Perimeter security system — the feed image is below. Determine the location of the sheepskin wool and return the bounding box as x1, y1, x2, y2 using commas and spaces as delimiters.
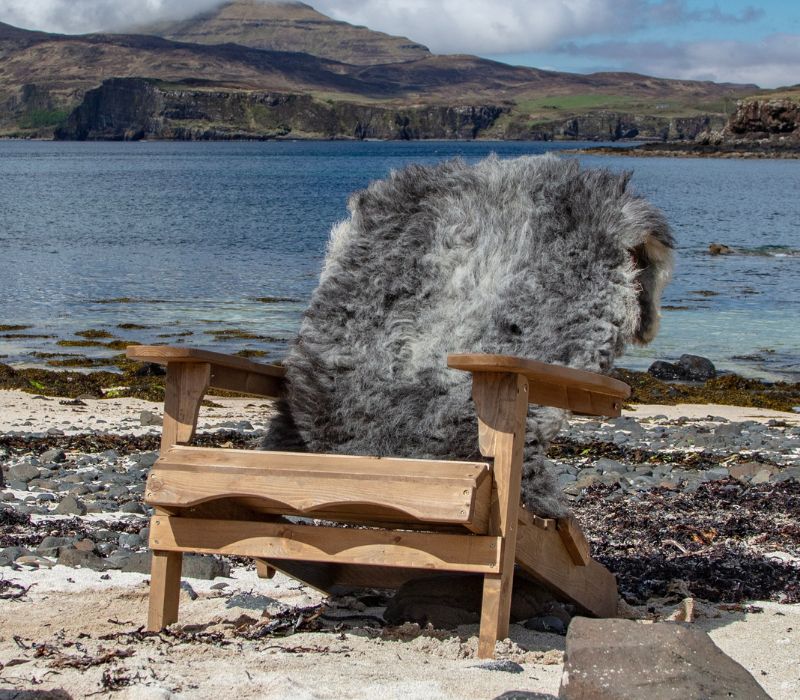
264, 154, 674, 517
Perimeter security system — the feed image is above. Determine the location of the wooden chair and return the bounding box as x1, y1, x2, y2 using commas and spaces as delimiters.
127, 345, 629, 658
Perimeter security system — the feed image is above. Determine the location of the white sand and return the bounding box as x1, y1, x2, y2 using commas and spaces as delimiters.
1, 389, 797, 437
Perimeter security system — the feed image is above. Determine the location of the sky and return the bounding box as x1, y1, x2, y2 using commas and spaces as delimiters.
0, 0, 797, 88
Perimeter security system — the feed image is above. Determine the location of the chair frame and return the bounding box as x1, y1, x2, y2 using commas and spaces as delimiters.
127, 346, 628, 658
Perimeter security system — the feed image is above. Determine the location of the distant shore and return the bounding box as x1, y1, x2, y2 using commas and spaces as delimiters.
573, 142, 800, 159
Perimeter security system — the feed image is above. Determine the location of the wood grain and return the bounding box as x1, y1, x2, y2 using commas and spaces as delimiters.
150, 516, 502, 573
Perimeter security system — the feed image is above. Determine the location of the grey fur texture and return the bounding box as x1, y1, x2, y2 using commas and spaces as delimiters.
263, 154, 674, 517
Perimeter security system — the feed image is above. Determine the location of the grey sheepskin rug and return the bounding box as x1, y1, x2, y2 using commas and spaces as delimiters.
263, 154, 674, 517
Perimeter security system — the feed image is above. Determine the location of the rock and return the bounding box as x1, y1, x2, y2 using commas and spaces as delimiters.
57, 547, 108, 571
494, 693, 557, 700
751, 469, 772, 485
36, 536, 74, 557
728, 462, 772, 481
54, 495, 87, 515
524, 615, 568, 635
472, 660, 524, 673
559, 617, 770, 699
648, 356, 715, 381
7, 463, 41, 483
647, 360, 683, 381
708, 242, 734, 255
118, 532, 142, 549
40, 448, 67, 463
74, 538, 95, 552
133, 451, 159, 468
121, 552, 230, 579
226, 593, 275, 610
677, 354, 716, 381
0, 546, 32, 566
140, 410, 163, 427
119, 501, 145, 514
594, 458, 628, 475
15, 554, 55, 568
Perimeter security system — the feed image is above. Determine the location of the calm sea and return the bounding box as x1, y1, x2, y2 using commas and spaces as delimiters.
1, 140, 798, 381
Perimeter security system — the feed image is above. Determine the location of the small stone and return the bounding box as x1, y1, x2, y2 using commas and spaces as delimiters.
140, 410, 163, 427
493, 693, 556, 700
118, 532, 142, 549
40, 448, 66, 463
15, 554, 55, 569
594, 458, 628, 474
0, 546, 32, 566
524, 615, 567, 635
133, 451, 159, 468
751, 469, 772, 485
36, 536, 74, 557
119, 501, 144, 514
7, 463, 41, 483
57, 547, 107, 571
472, 660, 524, 673
226, 593, 275, 610
74, 538, 95, 552
54, 495, 87, 515
728, 462, 771, 481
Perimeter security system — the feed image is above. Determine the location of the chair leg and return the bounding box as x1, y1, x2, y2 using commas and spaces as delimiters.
148, 550, 183, 631
254, 558, 276, 579
478, 570, 513, 658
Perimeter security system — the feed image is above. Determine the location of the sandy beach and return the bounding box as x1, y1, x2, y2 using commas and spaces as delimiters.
2, 391, 799, 698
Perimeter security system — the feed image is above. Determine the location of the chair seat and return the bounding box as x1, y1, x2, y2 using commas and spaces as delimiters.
146, 446, 493, 532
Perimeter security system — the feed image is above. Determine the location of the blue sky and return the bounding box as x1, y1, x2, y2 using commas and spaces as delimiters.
0, 1, 797, 88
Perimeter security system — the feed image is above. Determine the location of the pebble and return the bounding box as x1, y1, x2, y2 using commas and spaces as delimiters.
54, 495, 87, 515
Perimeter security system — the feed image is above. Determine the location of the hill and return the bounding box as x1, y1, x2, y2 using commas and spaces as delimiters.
0, 2, 762, 140
140, 0, 431, 66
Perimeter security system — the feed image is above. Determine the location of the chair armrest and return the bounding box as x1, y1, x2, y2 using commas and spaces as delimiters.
447, 353, 630, 417
127, 345, 286, 399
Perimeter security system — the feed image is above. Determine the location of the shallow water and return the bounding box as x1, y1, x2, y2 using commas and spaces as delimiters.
0, 140, 798, 379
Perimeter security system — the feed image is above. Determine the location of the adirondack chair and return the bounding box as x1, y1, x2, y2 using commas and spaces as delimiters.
126, 344, 628, 658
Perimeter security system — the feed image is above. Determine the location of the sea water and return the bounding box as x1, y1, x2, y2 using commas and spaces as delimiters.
0, 140, 798, 380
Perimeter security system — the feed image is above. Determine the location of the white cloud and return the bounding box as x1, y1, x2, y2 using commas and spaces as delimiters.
0, 0, 222, 34
312, 0, 763, 54
556, 34, 800, 88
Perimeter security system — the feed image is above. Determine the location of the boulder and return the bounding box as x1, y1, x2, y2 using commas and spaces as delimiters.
647, 360, 683, 380
559, 617, 769, 699
677, 354, 716, 381
7, 463, 41, 483
54, 495, 87, 515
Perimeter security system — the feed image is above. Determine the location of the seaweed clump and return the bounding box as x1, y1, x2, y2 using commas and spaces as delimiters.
612, 368, 800, 413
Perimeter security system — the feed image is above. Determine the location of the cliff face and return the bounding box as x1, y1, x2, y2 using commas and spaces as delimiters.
54, 78, 725, 142
55, 79, 507, 140
724, 99, 799, 141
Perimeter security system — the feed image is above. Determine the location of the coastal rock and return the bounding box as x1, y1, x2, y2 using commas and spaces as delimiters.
57, 546, 108, 571
7, 462, 41, 483
140, 410, 163, 427
54, 495, 87, 515
708, 242, 734, 255
559, 618, 770, 699
677, 354, 716, 381
121, 552, 230, 579
40, 448, 67, 463
647, 360, 683, 380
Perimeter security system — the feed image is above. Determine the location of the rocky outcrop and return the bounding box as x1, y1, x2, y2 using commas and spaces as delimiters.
726, 98, 800, 139
55, 78, 507, 141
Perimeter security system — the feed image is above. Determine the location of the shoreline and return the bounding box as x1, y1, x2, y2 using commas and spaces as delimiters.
1, 390, 798, 698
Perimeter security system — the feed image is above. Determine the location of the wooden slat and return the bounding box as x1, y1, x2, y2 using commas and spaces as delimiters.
514, 509, 617, 618
208, 364, 284, 399
149, 516, 502, 573
127, 345, 286, 378
448, 353, 630, 402
527, 382, 624, 417
556, 516, 591, 566
147, 448, 489, 527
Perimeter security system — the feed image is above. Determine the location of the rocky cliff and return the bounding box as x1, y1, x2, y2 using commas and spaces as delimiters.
55, 78, 726, 142
54, 79, 507, 140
